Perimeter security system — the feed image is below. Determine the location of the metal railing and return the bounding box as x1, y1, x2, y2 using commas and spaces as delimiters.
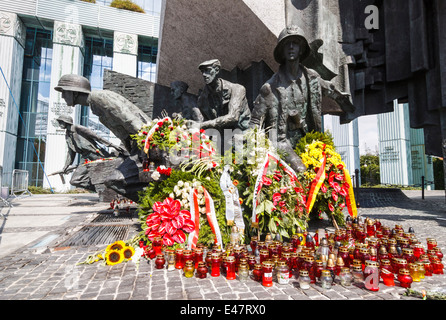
11, 169, 32, 198
0, 166, 12, 210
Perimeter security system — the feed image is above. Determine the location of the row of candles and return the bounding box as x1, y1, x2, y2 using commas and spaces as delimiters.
143, 217, 444, 291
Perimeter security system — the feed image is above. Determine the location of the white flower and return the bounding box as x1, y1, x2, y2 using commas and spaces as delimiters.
177, 180, 184, 188
169, 193, 175, 199
132, 247, 144, 263
151, 170, 160, 181
199, 206, 207, 214
182, 192, 189, 200
184, 182, 190, 189
192, 180, 201, 189
198, 198, 205, 206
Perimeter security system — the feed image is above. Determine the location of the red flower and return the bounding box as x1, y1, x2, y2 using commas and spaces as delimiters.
328, 202, 335, 212
320, 184, 327, 193
157, 121, 164, 126
272, 193, 281, 206
262, 176, 272, 186
332, 191, 339, 202
145, 197, 195, 245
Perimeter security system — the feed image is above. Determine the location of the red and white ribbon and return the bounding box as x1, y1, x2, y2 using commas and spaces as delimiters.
187, 186, 223, 249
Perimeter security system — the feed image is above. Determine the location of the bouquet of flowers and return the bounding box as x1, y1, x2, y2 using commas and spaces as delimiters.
230, 128, 308, 239
145, 197, 195, 246
297, 131, 357, 227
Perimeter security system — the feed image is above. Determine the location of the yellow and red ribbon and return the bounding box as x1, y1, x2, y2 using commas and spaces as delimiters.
305, 151, 327, 214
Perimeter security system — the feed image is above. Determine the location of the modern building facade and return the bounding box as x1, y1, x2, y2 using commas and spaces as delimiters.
0, 0, 161, 192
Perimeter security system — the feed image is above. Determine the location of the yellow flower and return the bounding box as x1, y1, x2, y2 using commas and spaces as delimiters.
105, 250, 124, 266
122, 246, 135, 260
106, 240, 126, 252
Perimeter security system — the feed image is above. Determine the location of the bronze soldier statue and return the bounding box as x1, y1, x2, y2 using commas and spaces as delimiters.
250, 25, 353, 174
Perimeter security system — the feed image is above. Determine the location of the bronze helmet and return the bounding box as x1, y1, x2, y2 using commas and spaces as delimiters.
54, 74, 91, 94
56, 114, 74, 125
273, 25, 311, 64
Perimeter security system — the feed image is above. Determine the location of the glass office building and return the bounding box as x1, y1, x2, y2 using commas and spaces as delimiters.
0, 0, 161, 190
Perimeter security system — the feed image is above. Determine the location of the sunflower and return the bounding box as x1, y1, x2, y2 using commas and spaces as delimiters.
106, 240, 126, 252
122, 246, 135, 260
105, 250, 124, 266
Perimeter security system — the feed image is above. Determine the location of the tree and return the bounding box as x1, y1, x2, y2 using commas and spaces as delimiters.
360, 154, 380, 186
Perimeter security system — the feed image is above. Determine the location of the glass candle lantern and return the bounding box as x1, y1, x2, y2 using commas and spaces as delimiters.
261, 261, 274, 287
339, 267, 353, 287
247, 254, 256, 270
252, 263, 263, 282
299, 270, 311, 290
412, 244, 425, 260
175, 248, 184, 269
303, 256, 316, 283
315, 260, 324, 281
205, 251, 213, 268
431, 258, 444, 275
183, 260, 195, 278
259, 249, 270, 264
238, 263, 249, 282
320, 270, 333, 289
352, 265, 365, 285
416, 262, 425, 279
297, 252, 307, 270
380, 259, 392, 274
152, 236, 163, 255
290, 252, 298, 271
144, 245, 157, 260
230, 225, 240, 246
226, 256, 237, 280
155, 254, 166, 269
197, 261, 208, 279
420, 257, 433, 276
305, 234, 315, 250
408, 263, 421, 282
364, 260, 380, 292
166, 250, 175, 271
193, 248, 203, 268
211, 252, 221, 277
433, 247, 443, 261
335, 257, 345, 276
427, 238, 437, 250
183, 250, 194, 266
366, 219, 376, 237
398, 269, 413, 288
276, 261, 290, 285
338, 247, 350, 267
402, 248, 415, 263
380, 268, 395, 287
250, 235, 258, 253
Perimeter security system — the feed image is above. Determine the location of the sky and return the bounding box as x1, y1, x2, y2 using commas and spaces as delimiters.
324, 114, 379, 156
357, 115, 379, 155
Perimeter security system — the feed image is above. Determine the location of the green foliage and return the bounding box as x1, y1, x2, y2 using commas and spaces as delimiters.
137, 169, 230, 247
360, 154, 380, 186
110, 0, 145, 13
80, 0, 96, 3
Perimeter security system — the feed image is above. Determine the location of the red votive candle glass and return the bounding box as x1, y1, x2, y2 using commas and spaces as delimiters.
211, 252, 221, 277
175, 248, 184, 269
261, 261, 274, 287
226, 256, 236, 280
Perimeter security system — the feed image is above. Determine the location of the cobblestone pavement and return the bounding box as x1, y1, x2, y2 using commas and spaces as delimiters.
0, 190, 445, 301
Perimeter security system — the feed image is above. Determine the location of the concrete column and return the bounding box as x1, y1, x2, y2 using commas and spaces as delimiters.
377, 102, 413, 186
0, 11, 25, 187
43, 21, 84, 192
410, 128, 434, 189
328, 115, 360, 180
113, 31, 138, 77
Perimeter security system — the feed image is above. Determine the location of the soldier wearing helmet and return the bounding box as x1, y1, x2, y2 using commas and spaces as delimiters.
55, 114, 126, 190
250, 26, 340, 174
55, 74, 150, 153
